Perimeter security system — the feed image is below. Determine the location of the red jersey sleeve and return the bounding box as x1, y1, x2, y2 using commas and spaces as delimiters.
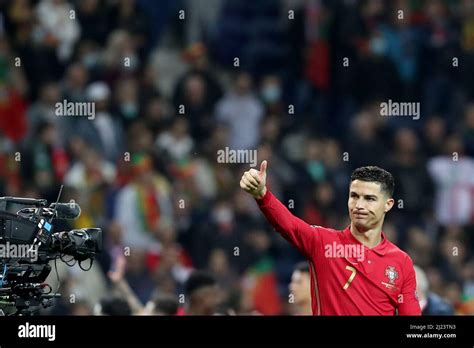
256, 190, 319, 259
398, 255, 422, 315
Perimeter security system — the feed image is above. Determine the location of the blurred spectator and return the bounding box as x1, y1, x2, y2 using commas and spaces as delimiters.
0, 135, 20, 195
0, 37, 28, 143
20, 120, 69, 200
385, 128, 434, 237
437, 234, 468, 284
114, 153, 173, 250
260, 115, 282, 146
155, 117, 194, 164
415, 265, 454, 315
406, 227, 434, 269
301, 137, 326, 184
113, 76, 141, 127
184, 0, 222, 46
241, 253, 282, 316
143, 95, 172, 137
382, 4, 420, 94
444, 282, 464, 313
64, 144, 116, 190
173, 47, 222, 147
69, 300, 94, 315
108, 0, 150, 58
420, 0, 460, 118
215, 0, 286, 75
102, 29, 141, 80
215, 72, 264, 150
35, 0, 80, 62
302, 181, 338, 228
76, 81, 125, 162
355, 30, 402, 103
422, 116, 447, 158
63, 145, 115, 226
174, 43, 223, 106
147, 221, 193, 289
61, 62, 89, 102
427, 135, 474, 226
139, 63, 162, 103
207, 248, 238, 291
259, 75, 284, 114
127, 121, 155, 156
144, 292, 179, 315
26, 81, 61, 143
182, 271, 221, 315
288, 262, 312, 315
346, 110, 385, 169
95, 297, 132, 316
321, 138, 350, 214
122, 249, 155, 304
107, 253, 148, 315
76, 0, 111, 45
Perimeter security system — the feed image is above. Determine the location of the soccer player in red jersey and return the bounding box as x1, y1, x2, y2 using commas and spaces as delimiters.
240, 161, 421, 315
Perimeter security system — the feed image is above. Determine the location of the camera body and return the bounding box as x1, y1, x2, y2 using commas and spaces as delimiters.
0, 196, 102, 315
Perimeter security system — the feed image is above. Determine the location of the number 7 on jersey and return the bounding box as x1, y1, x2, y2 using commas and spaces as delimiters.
343, 265, 357, 290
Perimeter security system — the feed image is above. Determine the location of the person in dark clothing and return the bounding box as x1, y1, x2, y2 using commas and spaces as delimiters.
415, 265, 454, 315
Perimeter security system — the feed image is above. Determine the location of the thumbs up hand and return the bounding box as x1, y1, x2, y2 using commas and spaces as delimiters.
240, 160, 267, 199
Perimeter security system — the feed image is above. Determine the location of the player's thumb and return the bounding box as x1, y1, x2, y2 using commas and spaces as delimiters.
259, 160, 267, 175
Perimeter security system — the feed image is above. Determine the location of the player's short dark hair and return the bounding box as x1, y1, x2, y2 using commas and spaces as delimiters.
294, 261, 310, 274
185, 271, 217, 297
350, 166, 395, 197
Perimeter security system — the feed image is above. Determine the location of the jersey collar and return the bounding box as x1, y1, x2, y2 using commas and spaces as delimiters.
342, 225, 388, 256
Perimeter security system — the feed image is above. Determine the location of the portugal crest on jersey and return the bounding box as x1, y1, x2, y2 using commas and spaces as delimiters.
385, 266, 399, 285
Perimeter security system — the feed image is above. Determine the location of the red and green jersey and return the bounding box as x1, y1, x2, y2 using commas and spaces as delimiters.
256, 190, 421, 316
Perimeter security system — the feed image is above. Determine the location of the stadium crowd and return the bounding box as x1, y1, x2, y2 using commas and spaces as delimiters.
0, 0, 474, 315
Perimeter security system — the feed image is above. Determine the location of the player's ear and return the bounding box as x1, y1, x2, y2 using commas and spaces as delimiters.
384, 197, 395, 213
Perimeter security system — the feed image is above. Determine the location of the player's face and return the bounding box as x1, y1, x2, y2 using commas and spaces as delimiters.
289, 271, 311, 305
348, 180, 394, 231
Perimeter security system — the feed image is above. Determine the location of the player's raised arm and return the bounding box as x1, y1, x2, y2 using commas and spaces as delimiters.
239, 160, 318, 258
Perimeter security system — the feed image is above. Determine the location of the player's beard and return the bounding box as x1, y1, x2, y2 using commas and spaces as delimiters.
353, 221, 369, 232
351, 212, 373, 232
